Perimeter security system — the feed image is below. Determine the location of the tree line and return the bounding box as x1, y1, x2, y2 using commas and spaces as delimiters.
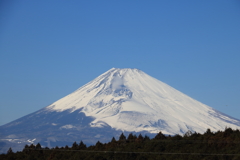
1, 128, 240, 160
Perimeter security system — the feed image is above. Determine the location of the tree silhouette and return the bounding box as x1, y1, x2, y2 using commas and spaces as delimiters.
7, 147, 13, 154
144, 135, 150, 141
79, 141, 87, 149
204, 128, 213, 136
72, 141, 78, 150
2, 128, 240, 160
127, 133, 136, 142
36, 143, 42, 149
111, 137, 116, 143
95, 141, 103, 150
136, 134, 144, 142
65, 145, 69, 149
154, 131, 166, 140
119, 133, 126, 142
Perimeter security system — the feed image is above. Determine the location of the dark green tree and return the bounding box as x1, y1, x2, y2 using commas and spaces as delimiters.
79, 141, 87, 149
119, 133, 126, 141
143, 135, 150, 141
65, 145, 69, 149
7, 147, 13, 154
72, 141, 78, 150
22, 144, 29, 152
111, 137, 116, 143
154, 131, 166, 140
136, 134, 143, 142
204, 128, 213, 136
36, 143, 42, 149
172, 134, 182, 140
127, 133, 136, 142
224, 127, 233, 137
95, 141, 103, 150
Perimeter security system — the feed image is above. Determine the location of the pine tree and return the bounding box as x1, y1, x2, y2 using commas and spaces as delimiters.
29, 144, 35, 149
95, 141, 103, 150
119, 133, 126, 142
136, 134, 143, 142
36, 143, 42, 149
224, 127, 233, 137
154, 132, 166, 140
22, 144, 29, 152
111, 137, 116, 143
7, 147, 13, 154
143, 135, 150, 141
205, 128, 213, 135
72, 141, 78, 150
79, 141, 87, 150
65, 145, 69, 149
127, 133, 136, 142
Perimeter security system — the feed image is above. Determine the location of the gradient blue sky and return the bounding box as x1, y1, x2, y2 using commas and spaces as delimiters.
1, 0, 240, 126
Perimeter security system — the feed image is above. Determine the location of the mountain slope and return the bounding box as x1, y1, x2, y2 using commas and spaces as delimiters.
46, 68, 240, 134
1, 68, 240, 153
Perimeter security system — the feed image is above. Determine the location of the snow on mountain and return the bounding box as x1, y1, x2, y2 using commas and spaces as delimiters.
0, 68, 240, 153
46, 68, 240, 134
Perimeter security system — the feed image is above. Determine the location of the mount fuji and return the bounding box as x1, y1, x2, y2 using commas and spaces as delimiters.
1, 68, 240, 153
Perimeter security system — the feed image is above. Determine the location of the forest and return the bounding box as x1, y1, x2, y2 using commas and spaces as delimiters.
1, 128, 240, 160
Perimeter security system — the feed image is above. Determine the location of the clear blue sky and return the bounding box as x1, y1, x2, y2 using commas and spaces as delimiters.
1, 0, 240, 126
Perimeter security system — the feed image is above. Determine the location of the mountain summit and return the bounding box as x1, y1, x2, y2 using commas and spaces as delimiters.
1, 68, 240, 152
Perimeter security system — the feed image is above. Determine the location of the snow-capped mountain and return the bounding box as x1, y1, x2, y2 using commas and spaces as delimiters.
1, 68, 240, 153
